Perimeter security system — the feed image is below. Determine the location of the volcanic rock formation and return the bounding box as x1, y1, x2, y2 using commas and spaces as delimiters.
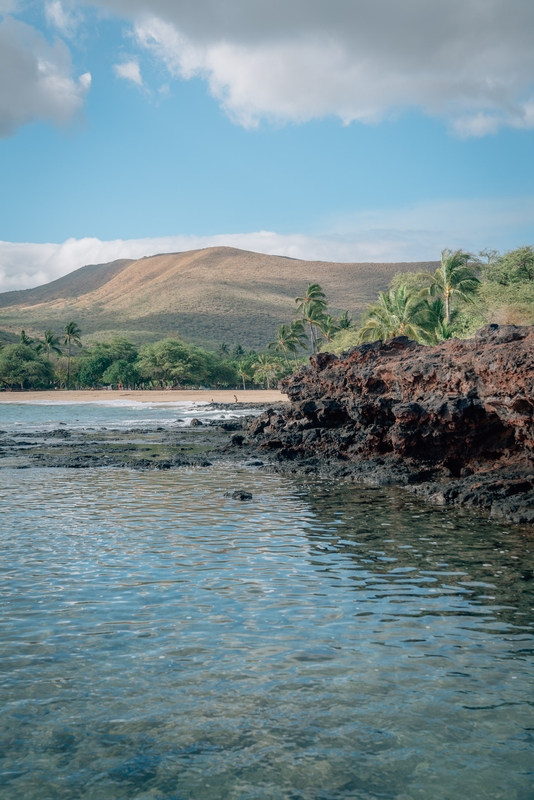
247, 324, 534, 524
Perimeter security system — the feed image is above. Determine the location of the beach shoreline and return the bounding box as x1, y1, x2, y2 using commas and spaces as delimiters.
0, 389, 287, 404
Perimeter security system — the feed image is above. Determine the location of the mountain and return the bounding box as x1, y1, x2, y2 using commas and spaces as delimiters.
0, 247, 438, 349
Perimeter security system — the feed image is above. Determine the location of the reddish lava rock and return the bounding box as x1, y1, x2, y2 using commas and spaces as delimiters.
248, 325, 534, 524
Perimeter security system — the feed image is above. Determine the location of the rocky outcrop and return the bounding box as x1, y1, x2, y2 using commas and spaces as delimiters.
247, 325, 534, 524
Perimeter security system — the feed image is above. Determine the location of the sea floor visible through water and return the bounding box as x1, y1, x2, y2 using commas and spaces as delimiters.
0, 403, 533, 799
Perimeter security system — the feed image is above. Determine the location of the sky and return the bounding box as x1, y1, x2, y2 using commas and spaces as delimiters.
0, 0, 533, 291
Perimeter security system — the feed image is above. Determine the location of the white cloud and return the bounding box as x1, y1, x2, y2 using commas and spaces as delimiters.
45, 1, 82, 37
0, 16, 91, 137
78, 71, 91, 90
451, 102, 534, 137
1, 196, 533, 291
113, 60, 143, 86
82, 0, 534, 134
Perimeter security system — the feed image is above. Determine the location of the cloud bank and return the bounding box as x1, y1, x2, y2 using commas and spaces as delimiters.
87, 0, 534, 134
0, 14, 90, 137
1, 1, 533, 136
2, 196, 533, 292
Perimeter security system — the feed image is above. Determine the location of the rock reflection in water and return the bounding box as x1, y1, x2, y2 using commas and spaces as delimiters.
0, 467, 532, 800
299, 479, 534, 628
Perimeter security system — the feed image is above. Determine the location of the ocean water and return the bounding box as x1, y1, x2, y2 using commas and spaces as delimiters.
0, 406, 533, 799
0, 399, 256, 433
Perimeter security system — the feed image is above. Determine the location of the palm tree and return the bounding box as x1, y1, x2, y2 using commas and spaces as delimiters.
425, 298, 459, 343
338, 310, 353, 330
426, 249, 480, 323
237, 360, 254, 391
288, 320, 308, 361
20, 330, 33, 346
268, 324, 292, 365
252, 354, 280, 389
295, 282, 327, 314
318, 314, 340, 344
63, 322, 82, 388
357, 285, 434, 344
268, 322, 308, 365
308, 302, 331, 352
39, 330, 62, 361
295, 283, 327, 353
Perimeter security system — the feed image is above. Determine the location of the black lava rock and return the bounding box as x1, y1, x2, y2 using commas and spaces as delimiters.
225, 490, 253, 501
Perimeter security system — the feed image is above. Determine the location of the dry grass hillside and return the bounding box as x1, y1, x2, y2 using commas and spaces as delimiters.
0, 247, 438, 349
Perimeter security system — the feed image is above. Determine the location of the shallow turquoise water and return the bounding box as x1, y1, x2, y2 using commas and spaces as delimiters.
1, 465, 533, 799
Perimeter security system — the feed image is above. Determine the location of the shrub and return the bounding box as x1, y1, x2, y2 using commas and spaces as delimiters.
0, 344, 54, 389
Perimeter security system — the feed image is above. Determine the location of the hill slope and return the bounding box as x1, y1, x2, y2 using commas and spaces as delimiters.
0, 247, 438, 348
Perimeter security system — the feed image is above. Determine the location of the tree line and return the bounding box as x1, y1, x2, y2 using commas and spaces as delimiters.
0, 324, 309, 391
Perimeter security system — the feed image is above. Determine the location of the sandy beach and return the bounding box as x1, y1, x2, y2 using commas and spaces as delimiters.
0, 389, 287, 404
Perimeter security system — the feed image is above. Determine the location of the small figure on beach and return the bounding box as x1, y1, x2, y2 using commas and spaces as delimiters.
234, 395, 238, 403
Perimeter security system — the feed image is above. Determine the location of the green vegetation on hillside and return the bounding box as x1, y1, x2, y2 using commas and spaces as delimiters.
0, 247, 435, 350
327, 245, 534, 352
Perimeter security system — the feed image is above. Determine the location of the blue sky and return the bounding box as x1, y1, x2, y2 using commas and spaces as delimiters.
1, 1, 533, 289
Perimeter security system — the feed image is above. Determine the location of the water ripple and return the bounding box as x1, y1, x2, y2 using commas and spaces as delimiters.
0, 467, 532, 799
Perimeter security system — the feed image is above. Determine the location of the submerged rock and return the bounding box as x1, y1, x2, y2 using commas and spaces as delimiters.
225, 490, 253, 501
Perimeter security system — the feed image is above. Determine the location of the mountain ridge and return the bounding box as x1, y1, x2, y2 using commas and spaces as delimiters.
0, 246, 439, 349
0, 259, 135, 307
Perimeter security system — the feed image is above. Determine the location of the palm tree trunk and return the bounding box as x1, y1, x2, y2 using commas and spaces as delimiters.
67, 339, 71, 388
242, 376, 246, 391
309, 322, 315, 353
282, 345, 289, 367
313, 323, 320, 353
445, 291, 450, 323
